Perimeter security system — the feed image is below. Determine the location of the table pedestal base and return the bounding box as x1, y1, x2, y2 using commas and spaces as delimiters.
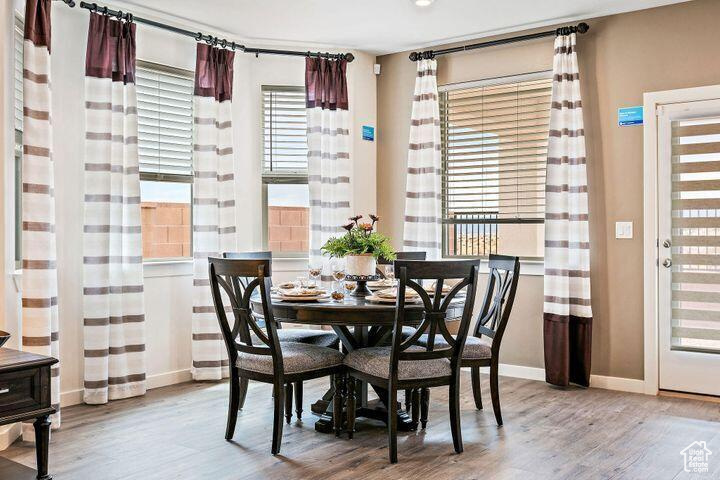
313, 398, 417, 434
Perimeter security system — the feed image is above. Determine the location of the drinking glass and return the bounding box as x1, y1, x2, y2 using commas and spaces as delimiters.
384, 264, 395, 282
331, 259, 346, 283
308, 263, 322, 287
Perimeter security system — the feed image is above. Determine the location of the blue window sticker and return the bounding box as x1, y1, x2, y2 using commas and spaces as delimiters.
618, 106, 643, 126
362, 125, 375, 141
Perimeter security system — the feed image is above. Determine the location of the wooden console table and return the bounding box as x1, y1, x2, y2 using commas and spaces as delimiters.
0, 348, 57, 480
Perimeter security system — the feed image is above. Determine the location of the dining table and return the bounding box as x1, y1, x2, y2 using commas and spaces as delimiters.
250, 292, 465, 434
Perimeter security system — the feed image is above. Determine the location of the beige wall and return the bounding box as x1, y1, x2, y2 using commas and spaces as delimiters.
377, 0, 720, 380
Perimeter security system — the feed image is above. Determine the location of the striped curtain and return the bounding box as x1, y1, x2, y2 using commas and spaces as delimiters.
83, 13, 147, 404
543, 33, 593, 387
191, 44, 237, 381
403, 59, 442, 260
306, 57, 352, 279
21, 0, 60, 438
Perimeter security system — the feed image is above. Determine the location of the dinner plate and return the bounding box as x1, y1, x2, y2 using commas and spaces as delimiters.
365, 294, 421, 304
277, 293, 330, 302
367, 279, 396, 288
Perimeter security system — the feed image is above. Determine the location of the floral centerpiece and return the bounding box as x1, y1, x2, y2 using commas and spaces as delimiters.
321, 215, 396, 276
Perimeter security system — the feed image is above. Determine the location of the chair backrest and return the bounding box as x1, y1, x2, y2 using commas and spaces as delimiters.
389, 259, 480, 378
208, 257, 285, 375
473, 254, 520, 355
223, 251, 272, 260
376, 251, 426, 277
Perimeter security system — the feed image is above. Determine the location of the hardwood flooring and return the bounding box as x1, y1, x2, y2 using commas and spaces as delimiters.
1, 372, 719, 479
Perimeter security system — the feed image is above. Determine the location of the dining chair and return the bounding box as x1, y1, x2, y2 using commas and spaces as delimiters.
223, 251, 340, 421
343, 259, 480, 463
208, 257, 346, 454
417, 254, 520, 427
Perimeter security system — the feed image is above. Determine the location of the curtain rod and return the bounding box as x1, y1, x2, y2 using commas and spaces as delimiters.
408, 22, 589, 61
63, 1, 355, 63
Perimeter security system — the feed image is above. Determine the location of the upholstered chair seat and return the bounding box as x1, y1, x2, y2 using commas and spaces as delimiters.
237, 342, 344, 375
417, 335, 492, 360
344, 346, 451, 380
275, 329, 340, 349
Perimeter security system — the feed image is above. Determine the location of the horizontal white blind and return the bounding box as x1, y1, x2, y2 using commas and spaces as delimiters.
263, 86, 308, 176
14, 21, 23, 134
441, 77, 552, 220
671, 117, 720, 353
136, 64, 194, 177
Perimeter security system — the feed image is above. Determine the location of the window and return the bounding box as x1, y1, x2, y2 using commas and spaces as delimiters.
136, 62, 194, 260
14, 15, 23, 266
262, 86, 309, 256
440, 72, 553, 259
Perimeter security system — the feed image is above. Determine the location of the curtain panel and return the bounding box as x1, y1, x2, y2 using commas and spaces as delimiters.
403, 59, 442, 260
306, 57, 351, 279
82, 13, 147, 404
543, 33, 593, 387
21, 0, 60, 439
191, 44, 237, 381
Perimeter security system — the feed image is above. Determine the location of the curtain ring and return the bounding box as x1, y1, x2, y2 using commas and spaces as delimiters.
195, 32, 203, 41
116, 10, 123, 20
127, 13, 133, 24
91, 3, 97, 12
102, 6, 108, 15
221, 39, 227, 48
231, 42, 236, 51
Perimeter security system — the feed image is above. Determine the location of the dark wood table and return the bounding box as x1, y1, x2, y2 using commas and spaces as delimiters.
251, 295, 464, 433
0, 348, 57, 480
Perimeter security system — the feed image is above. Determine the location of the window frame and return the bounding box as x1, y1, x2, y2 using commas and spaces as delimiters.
136, 60, 195, 262
439, 70, 553, 261
261, 85, 309, 259
14, 14, 23, 268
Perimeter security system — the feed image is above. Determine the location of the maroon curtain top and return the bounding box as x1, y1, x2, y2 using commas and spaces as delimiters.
85, 13, 136, 84
305, 57, 348, 111
24, 0, 51, 52
194, 44, 235, 102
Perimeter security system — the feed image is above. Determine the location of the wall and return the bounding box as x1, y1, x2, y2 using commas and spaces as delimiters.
376, 0, 720, 381
2, 0, 377, 410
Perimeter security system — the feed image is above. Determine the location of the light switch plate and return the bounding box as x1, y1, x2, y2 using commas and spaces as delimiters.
615, 221, 633, 239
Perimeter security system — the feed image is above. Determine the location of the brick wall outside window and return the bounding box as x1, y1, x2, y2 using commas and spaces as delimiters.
268, 206, 309, 253
141, 202, 191, 259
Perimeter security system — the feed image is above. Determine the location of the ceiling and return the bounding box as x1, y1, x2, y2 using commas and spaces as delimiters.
114, 0, 691, 55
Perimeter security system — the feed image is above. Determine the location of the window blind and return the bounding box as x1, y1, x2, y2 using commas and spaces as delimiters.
136, 63, 194, 178
440, 74, 552, 257
263, 86, 308, 176
14, 19, 23, 134
670, 117, 720, 353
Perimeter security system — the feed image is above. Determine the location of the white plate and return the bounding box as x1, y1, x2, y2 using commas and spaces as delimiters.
277, 294, 330, 302
365, 295, 421, 304
368, 280, 396, 288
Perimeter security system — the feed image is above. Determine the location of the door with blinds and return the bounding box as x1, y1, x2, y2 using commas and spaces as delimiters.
657, 98, 720, 396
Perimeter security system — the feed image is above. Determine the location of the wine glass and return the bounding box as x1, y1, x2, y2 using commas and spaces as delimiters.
384, 264, 395, 282
308, 263, 322, 287
331, 259, 346, 283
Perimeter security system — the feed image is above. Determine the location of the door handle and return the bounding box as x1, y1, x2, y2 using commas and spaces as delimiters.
662, 258, 672, 268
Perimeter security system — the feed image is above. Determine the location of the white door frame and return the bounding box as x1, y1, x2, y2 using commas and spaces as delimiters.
643, 84, 720, 395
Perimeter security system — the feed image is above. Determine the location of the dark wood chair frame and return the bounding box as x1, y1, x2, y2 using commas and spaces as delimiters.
463, 254, 520, 426
209, 257, 345, 455
377, 251, 427, 412
345, 259, 480, 463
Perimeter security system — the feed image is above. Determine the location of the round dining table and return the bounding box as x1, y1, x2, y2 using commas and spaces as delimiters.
250, 294, 465, 434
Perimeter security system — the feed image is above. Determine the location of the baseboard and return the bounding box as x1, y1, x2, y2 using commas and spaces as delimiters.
60, 368, 193, 408
479, 363, 646, 394
0, 424, 21, 451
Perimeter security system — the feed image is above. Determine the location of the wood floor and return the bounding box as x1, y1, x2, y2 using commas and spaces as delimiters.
1, 372, 719, 479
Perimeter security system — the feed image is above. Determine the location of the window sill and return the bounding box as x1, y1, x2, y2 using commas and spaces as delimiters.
143, 259, 193, 278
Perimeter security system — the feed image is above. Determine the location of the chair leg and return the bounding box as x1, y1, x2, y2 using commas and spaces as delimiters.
411, 389, 420, 426
225, 373, 240, 440
294, 381, 303, 420
404, 388, 412, 412
470, 366, 483, 410
420, 387, 430, 429
333, 374, 344, 437
490, 361, 503, 426
346, 377, 356, 439
449, 376, 463, 454
238, 377, 249, 410
271, 383, 285, 455
388, 388, 398, 463
284, 383, 293, 424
